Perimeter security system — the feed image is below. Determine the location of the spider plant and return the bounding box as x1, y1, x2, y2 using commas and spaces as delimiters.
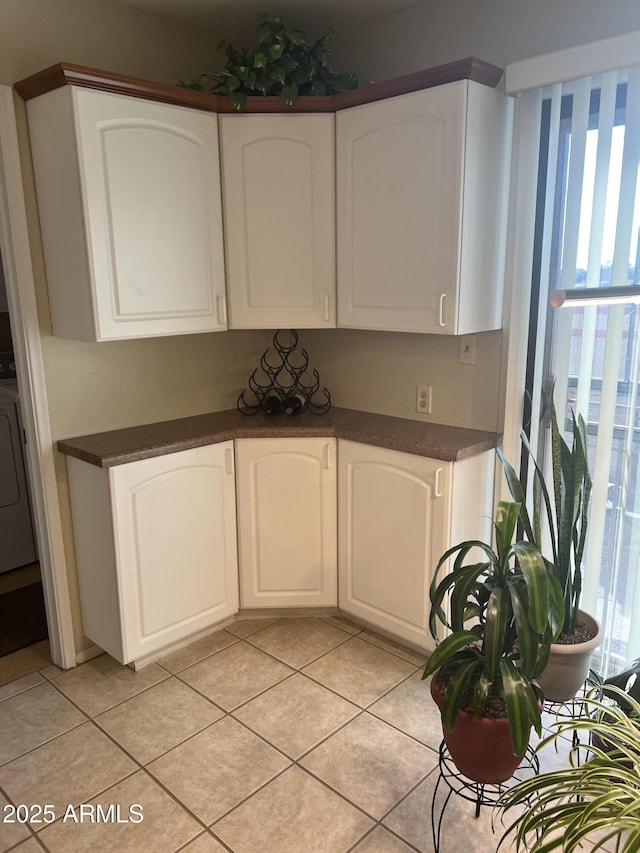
496, 686, 640, 852
602, 658, 640, 715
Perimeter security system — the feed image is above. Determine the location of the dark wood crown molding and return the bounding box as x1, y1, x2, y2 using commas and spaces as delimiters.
15, 57, 503, 113
14, 63, 224, 110
331, 58, 503, 109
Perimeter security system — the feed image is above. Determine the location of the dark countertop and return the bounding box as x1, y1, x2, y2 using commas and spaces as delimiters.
57, 407, 501, 468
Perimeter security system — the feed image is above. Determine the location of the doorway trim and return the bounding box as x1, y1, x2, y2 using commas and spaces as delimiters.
0, 86, 75, 669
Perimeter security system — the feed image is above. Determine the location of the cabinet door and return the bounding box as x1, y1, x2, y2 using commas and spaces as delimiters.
338, 440, 450, 650
110, 443, 238, 661
336, 83, 465, 334
220, 114, 335, 329
27, 87, 227, 340
236, 437, 337, 607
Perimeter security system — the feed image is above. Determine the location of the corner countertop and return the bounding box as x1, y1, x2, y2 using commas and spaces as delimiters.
57, 407, 501, 468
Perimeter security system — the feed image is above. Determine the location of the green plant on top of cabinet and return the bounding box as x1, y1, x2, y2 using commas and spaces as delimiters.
180, 14, 358, 110
336, 79, 513, 335
220, 114, 335, 329
26, 87, 227, 341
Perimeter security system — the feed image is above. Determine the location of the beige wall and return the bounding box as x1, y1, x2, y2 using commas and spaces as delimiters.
2, 0, 273, 653
333, 0, 640, 83
303, 329, 502, 431
0, 0, 219, 85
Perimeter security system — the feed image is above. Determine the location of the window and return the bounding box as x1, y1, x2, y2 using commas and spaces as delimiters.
527, 67, 640, 676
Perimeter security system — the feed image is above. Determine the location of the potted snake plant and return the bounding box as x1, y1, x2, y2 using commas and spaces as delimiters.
496, 685, 640, 852
423, 500, 562, 783
499, 399, 601, 702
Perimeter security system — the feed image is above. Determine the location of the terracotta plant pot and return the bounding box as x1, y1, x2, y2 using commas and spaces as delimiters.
537, 610, 602, 704
430, 676, 531, 784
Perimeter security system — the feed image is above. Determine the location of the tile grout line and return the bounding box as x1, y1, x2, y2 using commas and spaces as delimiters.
242, 625, 357, 668
288, 726, 437, 846
0, 764, 142, 847
22, 642, 314, 849
32, 678, 236, 847
153, 629, 243, 676
154, 629, 429, 778
0, 677, 93, 769
164, 624, 382, 716
345, 821, 424, 853
184, 643, 435, 849
10, 674, 220, 848
169, 646, 297, 715
0, 780, 44, 852
0, 675, 179, 844
39, 671, 229, 841
2, 669, 151, 834
1, 621, 438, 853
173, 828, 234, 853
146, 629, 432, 849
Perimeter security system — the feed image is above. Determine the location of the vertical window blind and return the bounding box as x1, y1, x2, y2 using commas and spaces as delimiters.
530, 66, 640, 677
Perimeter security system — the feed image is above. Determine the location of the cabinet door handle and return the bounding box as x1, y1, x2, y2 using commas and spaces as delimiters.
217, 295, 227, 326
438, 294, 447, 328
324, 292, 330, 323
434, 467, 443, 498
324, 442, 332, 469
225, 446, 235, 475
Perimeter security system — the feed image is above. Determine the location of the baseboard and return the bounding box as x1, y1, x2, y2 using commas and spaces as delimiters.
75, 644, 103, 665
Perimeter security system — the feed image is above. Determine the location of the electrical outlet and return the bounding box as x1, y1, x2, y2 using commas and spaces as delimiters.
416, 385, 432, 414
459, 335, 477, 365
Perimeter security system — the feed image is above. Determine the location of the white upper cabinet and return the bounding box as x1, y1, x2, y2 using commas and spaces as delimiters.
26, 87, 227, 340
220, 114, 336, 329
336, 80, 512, 335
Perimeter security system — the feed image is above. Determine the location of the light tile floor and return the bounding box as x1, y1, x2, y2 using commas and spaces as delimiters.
0, 618, 613, 853
0, 641, 52, 690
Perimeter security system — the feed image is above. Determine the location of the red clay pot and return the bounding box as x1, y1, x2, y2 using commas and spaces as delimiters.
430, 676, 530, 784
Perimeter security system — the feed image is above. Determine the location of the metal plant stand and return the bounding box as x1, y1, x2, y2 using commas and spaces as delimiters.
430, 741, 539, 853
430, 673, 605, 852
542, 670, 603, 755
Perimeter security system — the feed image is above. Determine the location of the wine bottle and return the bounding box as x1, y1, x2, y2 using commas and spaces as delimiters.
284, 392, 307, 415
261, 393, 282, 415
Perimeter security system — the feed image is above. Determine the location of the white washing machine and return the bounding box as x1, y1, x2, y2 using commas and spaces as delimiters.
0, 378, 36, 573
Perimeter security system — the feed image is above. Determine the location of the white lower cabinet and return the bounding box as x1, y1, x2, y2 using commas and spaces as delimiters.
235, 437, 337, 608
66, 442, 239, 665
338, 439, 494, 651
66, 432, 494, 663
